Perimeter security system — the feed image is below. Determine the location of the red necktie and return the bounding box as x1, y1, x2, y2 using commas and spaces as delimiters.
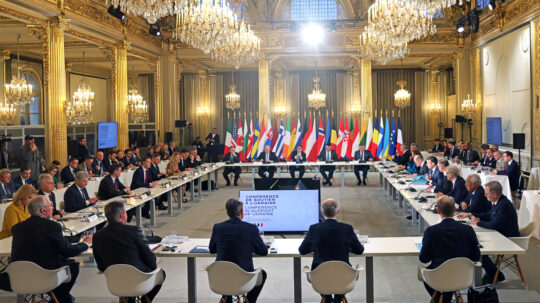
114, 178, 119, 190
145, 170, 149, 183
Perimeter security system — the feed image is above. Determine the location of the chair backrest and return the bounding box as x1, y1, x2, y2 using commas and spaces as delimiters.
5, 261, 70, 295
203, 261, 261, 296
305, 261, 360, 296
510, 236, 531, 251
102, 264, 164, 297
519, 222, 536, 238
422, 258, 475, 292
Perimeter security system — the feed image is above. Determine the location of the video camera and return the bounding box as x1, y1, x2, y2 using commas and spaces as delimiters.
0, 135, 11, 144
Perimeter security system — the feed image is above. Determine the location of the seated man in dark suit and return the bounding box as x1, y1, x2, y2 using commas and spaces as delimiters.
353, 144, 373, 185
428, 159, 451, 194
464, 142, 480, 165
456, 174, 491, 215
443, 141, 460, 160
103, 151, 119, 172
223, 146, 241, 186
13, 166, 35, 190
149, 155, 167, 211
425, 157, 442, 191
428, 138, 443, 153
60, 158, 79, 184
392, 144, 411, 167
187, 149, 202, 169
209, 198, 268, 303
93, 201, 165, 302
0, 169, 15, 200
77, 156, 95, 178
178, 149, 190, 172
479, 148, 496, 168
299, 199, 364, 303
97, 164, 131, 200
412, 154, 428, 176
131, 157, 159, 220
92, 151, 108, 177
11, 195, 92, 303
436, 166, 467, 204
497, 151, 520, 193
37, 173, 64, 220
318, 143, 339, 186
419, 195, 480, 303
290, 145, 306, 180
471, 181, 519, 284
256, 145, 278, 179
64, 171, 99, 213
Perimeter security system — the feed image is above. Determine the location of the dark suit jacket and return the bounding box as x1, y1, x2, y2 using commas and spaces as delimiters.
64, 184, 90, 213
419, 218, 480, 269
77, 144, 89, 161
444, 147, 460, 159
92, 222, 156, 273
205, 133, 220, 150
462, 186, 491, 216
60, 166, 78, 184
318, 150, 339, 162
432, 144, 443, 153
459, 149, 467, 162
130, 155, 140, 166
393, 150, 411, 166
12, 176, 35, 191
465, 149, 480, 164
292, 151, 307, 163
149, 163, 166, 180
130, 167, 155, 190
223, 153, 240, 164
497, 160, 520, 191
354, 150, 373, 162
480, 156, 496, 168
435, 177, 452, 195
429, 167, 445, 190
178, 157, 188, 171
299, 219, 364, 270
209, 217, 268, 272
478, 195, 520, 237
119, 157, 132, 168
0, 182, 15, 199
449, 176, 468, 205
37, 190, 60, 217
92, 160, 105, 176
11, 216, 88, 269
417, 162, 429, 175
187, 158, 202, 168
102, 158, 118, 172
98, 175, 127, 200
257, 152, 279, 163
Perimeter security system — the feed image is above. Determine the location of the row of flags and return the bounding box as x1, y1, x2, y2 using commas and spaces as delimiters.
223, 115, 404, 162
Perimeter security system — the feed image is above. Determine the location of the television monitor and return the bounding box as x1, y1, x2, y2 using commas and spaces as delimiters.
97, 122, 118, 149
239, 189, 320, 233
486, 117, 502, 146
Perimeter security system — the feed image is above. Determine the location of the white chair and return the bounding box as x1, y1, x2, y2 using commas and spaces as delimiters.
202, 261, 263, 303
421, 258, 476, 303
5, 261, 71, 303
491, 222, 535, 289
101, 264, 165, 303
303, 261, 362, 303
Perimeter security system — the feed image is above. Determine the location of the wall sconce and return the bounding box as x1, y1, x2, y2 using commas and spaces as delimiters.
427, 102, 442, 114
350, 103, 362, 115
197, 106, 211, 116
273, 105, 287, 115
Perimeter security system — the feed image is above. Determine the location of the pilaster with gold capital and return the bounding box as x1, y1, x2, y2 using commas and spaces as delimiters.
258, 57, 270, 119
114, 40, 130, 150
360, 58, 372, 118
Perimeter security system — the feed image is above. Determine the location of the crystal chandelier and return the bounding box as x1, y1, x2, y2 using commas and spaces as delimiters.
65, 51, 93, 125
461, 94, 477, 114
360, 31, 409, 64
108, 0, 190, 24
225, 71, 240, 110
127, 71, 148, 124
5, 34, 33, 107
394, 60, 411, 109
308, 71, 326, 110
0, 103, 16, 125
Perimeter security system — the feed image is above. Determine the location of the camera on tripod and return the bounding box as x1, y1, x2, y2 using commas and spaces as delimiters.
0, 135, 12, 144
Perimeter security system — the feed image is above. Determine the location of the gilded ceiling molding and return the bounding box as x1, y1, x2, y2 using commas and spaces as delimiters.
64, 0, 120, 30
26, 23, 50, 102
0, 5, 47, 25
479, 0, 538, 36
128, 49, 158, 62
65, 29, 115, 48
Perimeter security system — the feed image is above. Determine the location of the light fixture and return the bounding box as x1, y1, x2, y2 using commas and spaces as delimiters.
308, 70, 326, 110
0, 103, 16, 125
428, 102, 442, 114
5, 34, 33, 108
360, 30, 409, 64
394, 60, 411, 109
149, 22, 161, 36
225, 71, 241, 111
488, 0, 496, 10
461, 94, 477, 114
468, 9, 480, 33
127, 66, 148, 124
302, 23, 324, 46
273, 105, 287, 115
456, 17, 466, 33
65, 51, 94, 125
109, 0, 190, 24
107, 5, 126, 20
350, 103, 362, 115
196, 105, 211, 116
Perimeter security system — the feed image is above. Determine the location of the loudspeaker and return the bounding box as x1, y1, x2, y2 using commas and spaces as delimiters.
175, 120, 187, 128
165, 132, 173, 144
513, 133, 525, 149
444, 128, 453, 139
455, 115, 467, 123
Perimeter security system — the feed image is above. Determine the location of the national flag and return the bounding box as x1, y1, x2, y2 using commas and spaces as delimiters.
305, 119, 317, 161
324, 118, 331, 147
382, 117, 391, 160
388, 117, 397, 157
263, 118, 273, 150
293, 118, 303, 151
281, 119, 292, 159
286, 119, 296, 160
369, 117, 379, 160
376, 117, 385, 159
246, 119, 254, 161
236, 119, 243, 155
273, 119, 285, 155
250, 119, 261, 160
271, 118, 279, 150
330, 119, 338, 150
223, 119, 233, 156
301, 118, 313, 151
242, 118, 249, 161
359, 117, 367, 146
365, 117, 373, 154
314, 118, 326, 158
257, 118, 267, 155
340, 118, 350, 159
347, 118, 360, 160
336, 118, 344, 157
396, 117, 404, 156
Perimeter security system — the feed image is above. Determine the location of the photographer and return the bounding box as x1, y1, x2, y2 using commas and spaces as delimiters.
0, 135, 10, 169
20, 135, 45, 182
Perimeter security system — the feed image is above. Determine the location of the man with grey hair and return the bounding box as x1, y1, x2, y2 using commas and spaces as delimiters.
471, 181, 519, 284
456, 174, 491, 215
436, 165, 467, 203
492, 150, 507, 172
392, 144, 411, 166
92, 201, 165, 302
11, 195, 91, 303
209, 198, 268, 303
64, 171, 98, 212
419, 195, 480, 303
299, 199, 364, 303
0, 168, 15, 200
37, 173, 64, 219
412, 154, 428, 176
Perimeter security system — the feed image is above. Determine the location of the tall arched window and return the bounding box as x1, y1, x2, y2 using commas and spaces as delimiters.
19, 71, 40, 125
287, 0, 344, 21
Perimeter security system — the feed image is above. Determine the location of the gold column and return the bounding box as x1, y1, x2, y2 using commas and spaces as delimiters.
197, 70, 210, 139
154, 58, 163, 142
472, 48, 482, 145
352, 65, 361, 118
533, 17, 540, 163
44, 17, 69, 166
258, 58, 270, 119
114, 40, 129, 150
361, 58, 372, 118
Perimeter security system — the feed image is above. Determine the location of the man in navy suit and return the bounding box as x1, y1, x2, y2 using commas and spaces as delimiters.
13, 166, 35, 190
429, 138, 443, 153
436, 166, 467, 204
456, 174, 491, 215
299, 199, 364, 303
471, 181, 519, 284
353, 144, 373, 185
419, 195, 480, 303
479, 147, 496, 168
60, 158, 79, 184
426, 157, 443, 191
318, 143, 339, 186
290, 145, 307, 180
37, 173, 64, 220
177, 149, 190, 172
131, 157, 159, 220
429, 159, 451, 194
223, 146, 241, 186
444, 141, 460, 160
97, 164, 131, 201
209, 198, 268, 303
102, 151, 119, 172
464, 142, 480, 165
497, 151, 520, 193
256, 145, 279, 179
64, 171, 99, 213
392, 144, 411, 166
0, 169, 15, 200
149, 154, 166, 180
91, 151, 108, 177
412, 154, 428, 176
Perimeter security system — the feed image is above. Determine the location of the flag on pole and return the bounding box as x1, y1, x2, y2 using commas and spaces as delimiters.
236, 119, 243, 155
382, 116, 391, 160
365, 117, 373, 153
347, 118, 360, 160
273, 119, 285, 156
250, 119, 261, 160
257, 118, 267, 155
330, 119, 338, 150
305, 119, 318, 161
223, 119, 233, 156
314, 118, 326, 159
396, 117, 404, 156
301, 118, 313, 151
242, 118, 249, 161
376, 117, 385, 159
293, 118, 303, 152
336, 118, 344, 156
369, 117, 379, 160
263, 118, 273, 150
340, 118, 350, 159
359, 117, 368, 146
388, 117, 397, 157
246, 119, 254, 161
271, 118, 279, 150
280, 119, 291, 159
324, 118, 331, 147
286, 119, 296, 160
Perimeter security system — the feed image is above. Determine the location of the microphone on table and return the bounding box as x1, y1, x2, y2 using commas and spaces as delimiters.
414, 187, 429, 202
